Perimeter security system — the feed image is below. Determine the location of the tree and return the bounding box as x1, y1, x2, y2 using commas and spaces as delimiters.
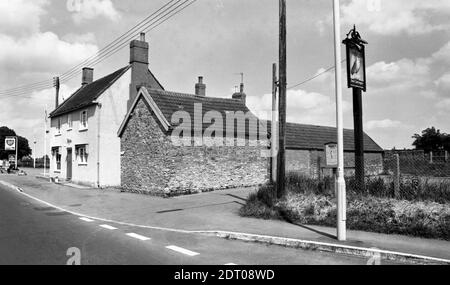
412, 127, 450, 152
0, 126, 32, 160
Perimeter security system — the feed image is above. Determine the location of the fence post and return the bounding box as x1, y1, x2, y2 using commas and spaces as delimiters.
393, 154, 400, 199
317, 156, 322, 181
430, 151, 433, 164
445, 151, 448, 163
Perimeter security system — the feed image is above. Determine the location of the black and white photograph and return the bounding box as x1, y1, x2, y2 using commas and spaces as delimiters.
0, 0, 449, 274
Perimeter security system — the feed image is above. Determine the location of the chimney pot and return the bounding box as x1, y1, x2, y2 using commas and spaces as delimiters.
82, 67, 94, 86
195, 76, 206, 96
128, 33, 150, 109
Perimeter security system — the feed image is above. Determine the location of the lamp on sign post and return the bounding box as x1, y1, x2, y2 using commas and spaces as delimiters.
343, 25, 368, 193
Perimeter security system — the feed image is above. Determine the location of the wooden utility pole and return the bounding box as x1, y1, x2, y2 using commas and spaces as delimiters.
277, 0, 287, 199
271, 63, 278, 184
353, 87, 365, 191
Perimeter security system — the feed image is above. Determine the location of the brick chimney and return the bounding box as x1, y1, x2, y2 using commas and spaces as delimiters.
195, 76, 206, 96
82, 67, 94, 86
129, 32, 149, 109
232, 83, 247, 105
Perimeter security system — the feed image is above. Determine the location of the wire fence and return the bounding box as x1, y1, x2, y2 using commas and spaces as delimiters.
384, 150, 450, 178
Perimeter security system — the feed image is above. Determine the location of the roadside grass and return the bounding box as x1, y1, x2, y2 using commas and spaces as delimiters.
239, 173, 450, 240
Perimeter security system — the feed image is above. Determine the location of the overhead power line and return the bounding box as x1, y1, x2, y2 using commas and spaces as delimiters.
0, 0, 197, 99
288, 59, 346, 90
60, 0, 196, 84
59, 0, 185, 81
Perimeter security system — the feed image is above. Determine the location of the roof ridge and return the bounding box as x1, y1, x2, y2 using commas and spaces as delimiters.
49, 65, 130, 118
146, 88, 243, 103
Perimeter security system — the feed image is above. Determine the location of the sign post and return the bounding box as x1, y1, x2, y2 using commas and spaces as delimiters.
325, 142, 339, 195
332, 0, 347, 241
5, 137, 18, 170
343, 25, 368, 192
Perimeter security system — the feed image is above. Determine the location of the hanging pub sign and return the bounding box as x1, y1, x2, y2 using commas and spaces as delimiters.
5, 137, 16, 151
343, 25, 368, 92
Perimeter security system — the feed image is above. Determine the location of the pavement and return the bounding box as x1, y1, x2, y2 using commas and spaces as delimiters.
1, 168, 449, 264
2, 184, 384, 265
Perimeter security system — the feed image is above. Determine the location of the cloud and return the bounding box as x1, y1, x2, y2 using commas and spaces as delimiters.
432, 41, 450, 64
435, 73, 450, 91
247, 89, 350, 127
436, 98, 450, 110
366, 41, 450, 98
366, 119, 404, 130
62, 32, 97, 44
0, 32, 98, 75
341, 0, 450, 35
0, 0, 49, 36
367, 58, 430, 90
70, 0, 121, 24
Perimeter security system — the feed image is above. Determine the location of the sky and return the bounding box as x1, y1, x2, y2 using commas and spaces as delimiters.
0, 0, 449, 157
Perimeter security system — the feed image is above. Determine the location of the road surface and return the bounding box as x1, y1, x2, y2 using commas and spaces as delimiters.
0, 184, 398, 265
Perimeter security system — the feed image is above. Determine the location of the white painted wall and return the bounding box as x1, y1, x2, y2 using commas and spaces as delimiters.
49, 68, 131, 187
97, 69, 131, 187
49, 105, 99, 187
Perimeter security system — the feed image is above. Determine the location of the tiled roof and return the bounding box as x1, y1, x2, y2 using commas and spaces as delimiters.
147, 89, 262, 136
145, 89, 383, 152
49, 66, 131, 118
284, 122, 383, 153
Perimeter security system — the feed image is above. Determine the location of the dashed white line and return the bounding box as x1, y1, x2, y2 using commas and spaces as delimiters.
79, 217, 95, 222
166, 245, 199, 257
100, 224, 118, 230
126, 233, 151, 241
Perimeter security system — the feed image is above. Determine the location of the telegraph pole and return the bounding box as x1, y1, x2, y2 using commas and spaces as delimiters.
271, 63, 278, 184
277, 0, 287, 199
333, 0, 347, 241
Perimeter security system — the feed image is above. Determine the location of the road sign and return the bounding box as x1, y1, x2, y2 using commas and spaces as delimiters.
8, 154, 15, 163
5, 137, 16, 151
325, 143, 338, 168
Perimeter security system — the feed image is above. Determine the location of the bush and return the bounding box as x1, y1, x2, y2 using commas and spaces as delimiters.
286, 172, 450, 204
277, 193, 450, 240
240, 173, 450, 240
239, 184, 280, 220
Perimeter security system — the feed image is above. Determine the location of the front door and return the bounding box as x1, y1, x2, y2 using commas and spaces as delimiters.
67, 148, 73, 181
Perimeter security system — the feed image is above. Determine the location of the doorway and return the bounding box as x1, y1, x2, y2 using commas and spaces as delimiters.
67, 148, 73, 181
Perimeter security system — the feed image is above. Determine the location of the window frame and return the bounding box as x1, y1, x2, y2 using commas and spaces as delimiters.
56, 118, 62, 135
67, 113, 73, 131
76, 144, 89, 165
52, 147, 62, 171
79, 110, 88, 131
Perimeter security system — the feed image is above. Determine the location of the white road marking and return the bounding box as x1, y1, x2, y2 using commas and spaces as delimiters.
166, 245, 199, 257
225, 263, 237, 265
3, 180, 450, 265
79, 217, 94, 222
126, 233, 151, 241
100, 224, 117, 230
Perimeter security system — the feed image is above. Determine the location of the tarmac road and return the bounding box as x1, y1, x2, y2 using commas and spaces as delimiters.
0, 183, 400, 265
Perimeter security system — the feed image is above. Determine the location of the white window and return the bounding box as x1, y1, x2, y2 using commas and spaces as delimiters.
76, 145, 88, 165
56, 118, 62, 135
80, 110, 88, 130
52, 147, 61, 171
68, 114, 73, 130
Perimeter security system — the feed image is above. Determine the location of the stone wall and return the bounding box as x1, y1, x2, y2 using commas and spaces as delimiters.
121, 98, 269, 196
286, 149, 384, 178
